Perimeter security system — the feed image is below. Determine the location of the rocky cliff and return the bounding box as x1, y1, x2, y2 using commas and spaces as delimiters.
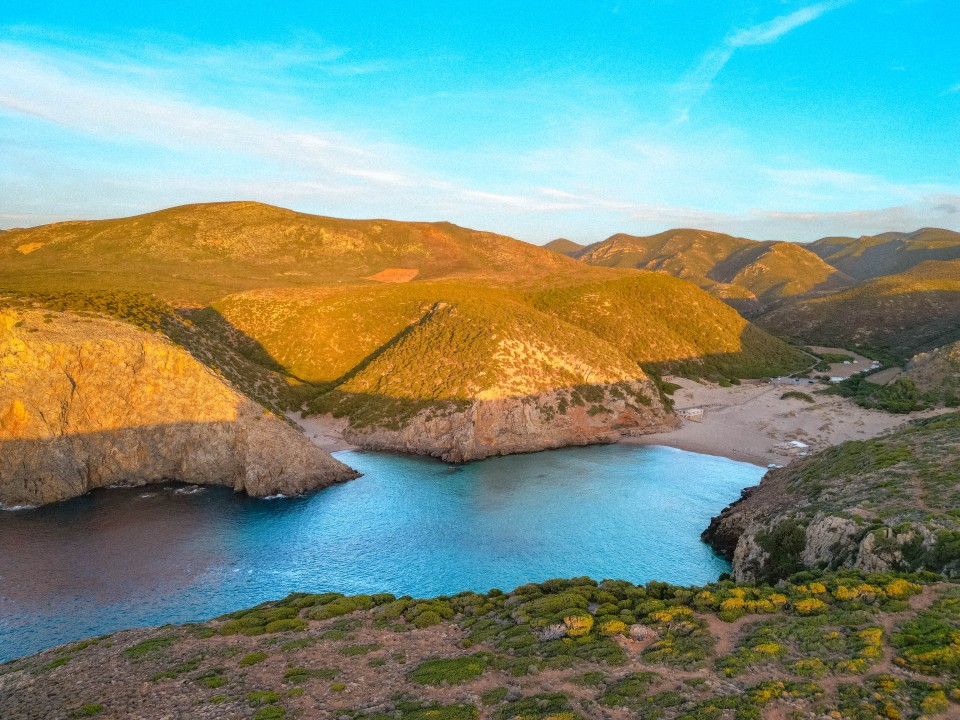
0, 309, 357, 506
703, 413, 960, 582
340, 380, 677, 462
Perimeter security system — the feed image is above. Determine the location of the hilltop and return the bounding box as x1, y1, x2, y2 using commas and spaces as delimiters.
563, 229, 852, 303
809, 228, 960, 281
541, 238, 584, 256
542, 227, 960, 362
0, 201, 585, 304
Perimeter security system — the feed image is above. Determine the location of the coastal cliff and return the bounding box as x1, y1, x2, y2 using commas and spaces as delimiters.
0, 309, 357, 507
702, 413, 960, 582
339, 380, 677, 462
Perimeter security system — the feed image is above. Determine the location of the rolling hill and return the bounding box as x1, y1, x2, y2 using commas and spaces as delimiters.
0, 201, 812, 460
542, 237, 585, 256
0, 201, 586, 304
809, 228, 960, 281
753, 259, 960, 362
564, 229, 852, 302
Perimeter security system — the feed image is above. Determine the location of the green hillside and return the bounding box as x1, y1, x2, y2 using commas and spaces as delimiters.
214, 275, 808, 402
574, 229, 851, 301
528, 275, 807, 378
705, 413, 960, 583
754, 260, 960, 362
809, 228, 960, 281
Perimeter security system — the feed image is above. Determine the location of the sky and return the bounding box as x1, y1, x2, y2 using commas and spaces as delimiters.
1, 1, 959, 243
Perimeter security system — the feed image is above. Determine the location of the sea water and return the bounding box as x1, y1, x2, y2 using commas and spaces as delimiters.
0, 444, 762, 661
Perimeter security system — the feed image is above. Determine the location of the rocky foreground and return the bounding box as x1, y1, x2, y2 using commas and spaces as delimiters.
3, 572, 960, 720
0, 309, 356, 506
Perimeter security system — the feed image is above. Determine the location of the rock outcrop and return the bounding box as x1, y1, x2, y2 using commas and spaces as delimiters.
702, 414, 960, 582
341, 381, 676, 462
0, 309, 357, 506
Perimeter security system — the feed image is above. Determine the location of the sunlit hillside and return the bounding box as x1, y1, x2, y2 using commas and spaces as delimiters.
0, 201, 590, 304
214, 275, 809, 424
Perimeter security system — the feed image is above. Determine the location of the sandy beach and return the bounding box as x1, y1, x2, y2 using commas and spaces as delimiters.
286, 412, 359, 453
290, 371, 947, 468
627, 377, 944, 466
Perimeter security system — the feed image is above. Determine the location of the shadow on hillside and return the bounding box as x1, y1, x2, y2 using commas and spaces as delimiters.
0, 420, 273, 507
751, 288, 960, 361
186, 302, 810, 415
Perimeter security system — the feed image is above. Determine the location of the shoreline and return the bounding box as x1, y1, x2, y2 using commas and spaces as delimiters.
623, 433, 771, 467
290, 379, 950, 471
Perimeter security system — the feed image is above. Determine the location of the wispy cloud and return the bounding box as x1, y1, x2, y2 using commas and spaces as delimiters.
1, 28, 957, 244
676, 1, 852, 121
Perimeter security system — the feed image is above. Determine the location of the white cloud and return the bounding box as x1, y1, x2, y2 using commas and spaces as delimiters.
677, 1, 852, 121
1, 32, 957, 245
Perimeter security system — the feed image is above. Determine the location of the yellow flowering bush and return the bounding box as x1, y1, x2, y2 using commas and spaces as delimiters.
720, 598, 745, 611
794, 598, 827, 615
563, 614, 594, 637
920, 690, 949, 715
885, 579, 922, 598
600, 620, 627, 636
753, 642, 785, 655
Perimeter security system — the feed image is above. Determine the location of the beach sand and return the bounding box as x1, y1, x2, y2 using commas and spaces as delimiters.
290, 378, 946, 468
626, 377, 945, 467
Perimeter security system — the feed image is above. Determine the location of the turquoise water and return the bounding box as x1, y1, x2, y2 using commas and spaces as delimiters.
0, 444, 762, 661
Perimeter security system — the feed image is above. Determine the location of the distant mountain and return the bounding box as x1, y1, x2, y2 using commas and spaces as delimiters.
542, 237, 585, 256
809, 228, 960, 281
753, 259, 960, 361
573, 229, 852, 302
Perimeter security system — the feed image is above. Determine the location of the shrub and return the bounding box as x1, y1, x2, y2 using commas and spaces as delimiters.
69, 705, 103, 718
239, 651, 268, 667
410, 654, 489, 686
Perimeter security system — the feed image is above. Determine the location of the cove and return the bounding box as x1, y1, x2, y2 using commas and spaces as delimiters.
0, 444, 763, 662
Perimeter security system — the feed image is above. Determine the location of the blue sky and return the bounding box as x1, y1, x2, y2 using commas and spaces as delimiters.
1, 1, 958, 243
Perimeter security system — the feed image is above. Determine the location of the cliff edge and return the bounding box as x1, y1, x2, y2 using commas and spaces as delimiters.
0, 309, 358, 506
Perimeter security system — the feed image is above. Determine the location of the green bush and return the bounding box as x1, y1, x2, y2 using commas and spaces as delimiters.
409, 654, 490, 686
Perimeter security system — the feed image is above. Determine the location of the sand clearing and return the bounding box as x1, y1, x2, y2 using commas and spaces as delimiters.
364, 267, 420, 283
286, 412, 359, 453
627, 377, 946, 466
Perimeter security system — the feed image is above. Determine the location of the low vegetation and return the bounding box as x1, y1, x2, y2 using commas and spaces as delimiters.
8, 571, 960, 720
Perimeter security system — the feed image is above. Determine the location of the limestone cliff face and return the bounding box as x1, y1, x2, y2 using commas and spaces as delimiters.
341, 381, 676, 462
0, 309, 357, 506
